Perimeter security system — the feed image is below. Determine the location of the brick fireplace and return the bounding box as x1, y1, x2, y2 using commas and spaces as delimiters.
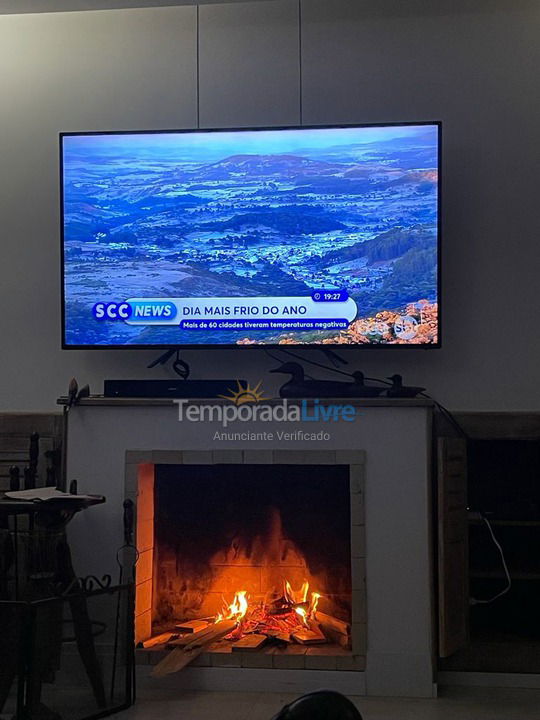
127, 451, 366, 671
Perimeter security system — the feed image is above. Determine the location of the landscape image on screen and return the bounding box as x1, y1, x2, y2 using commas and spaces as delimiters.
62, 124, 439, 346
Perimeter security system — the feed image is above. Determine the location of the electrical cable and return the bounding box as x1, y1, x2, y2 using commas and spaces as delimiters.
172, 350, 190, 379
320, 348, 349, 367
263, 347, 287, 366
470, 515, 512, 605
420, 392, 468, 439
270, 347, 354, 379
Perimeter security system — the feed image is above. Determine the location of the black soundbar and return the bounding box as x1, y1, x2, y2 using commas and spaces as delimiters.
103, 379, 245, 399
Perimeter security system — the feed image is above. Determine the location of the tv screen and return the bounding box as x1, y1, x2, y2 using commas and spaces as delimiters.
61, 122, 440, 348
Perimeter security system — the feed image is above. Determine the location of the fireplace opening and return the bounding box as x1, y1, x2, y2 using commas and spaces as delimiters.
136, 463, 354, 657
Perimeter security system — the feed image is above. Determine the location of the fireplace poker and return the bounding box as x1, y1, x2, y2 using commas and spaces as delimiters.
110, 499, 138, 702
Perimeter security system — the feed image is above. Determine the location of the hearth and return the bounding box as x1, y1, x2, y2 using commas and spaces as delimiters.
130, 454, 366, 671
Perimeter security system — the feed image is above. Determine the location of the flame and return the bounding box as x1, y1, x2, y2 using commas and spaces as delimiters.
308, 591, 320, 618
211, 582, 324, 640
294, 590, 320, 627
215, 590, 249, 624
284, 580, 295, 604
229, 590, 248, 621
284, 579, 310, 605
295, 606, 309, 627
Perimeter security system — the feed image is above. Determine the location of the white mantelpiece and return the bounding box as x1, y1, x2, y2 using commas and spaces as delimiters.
65, 397, 434, 697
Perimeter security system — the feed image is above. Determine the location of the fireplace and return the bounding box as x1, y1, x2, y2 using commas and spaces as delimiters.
66, 400, 435, 695
130, 451, 366, 671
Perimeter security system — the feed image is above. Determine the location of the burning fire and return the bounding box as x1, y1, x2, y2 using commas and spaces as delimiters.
309, 591, 321, 616
214, 581, 321, 640
284, 579, 309, 604
294, 592, 320, 627
214, 590, 249, 624
294, 606, 308, 626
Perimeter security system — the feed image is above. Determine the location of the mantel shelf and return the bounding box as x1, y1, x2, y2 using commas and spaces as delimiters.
56, 395, 434, 408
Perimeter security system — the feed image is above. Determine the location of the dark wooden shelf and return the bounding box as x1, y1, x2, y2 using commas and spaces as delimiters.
57, 395, 434, 408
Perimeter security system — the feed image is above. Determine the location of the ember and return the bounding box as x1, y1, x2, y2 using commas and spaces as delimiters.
217, 580, 322, 644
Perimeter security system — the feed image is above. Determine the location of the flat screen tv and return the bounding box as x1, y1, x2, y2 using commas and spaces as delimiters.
61, 122, 440, 349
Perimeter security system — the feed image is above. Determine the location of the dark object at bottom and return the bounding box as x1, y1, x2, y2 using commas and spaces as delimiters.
104, 379, 246, 399
271, 690, 363, 720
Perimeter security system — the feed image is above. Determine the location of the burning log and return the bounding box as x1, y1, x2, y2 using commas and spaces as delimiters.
267, 597, 296, 615
291, 599, 327, 645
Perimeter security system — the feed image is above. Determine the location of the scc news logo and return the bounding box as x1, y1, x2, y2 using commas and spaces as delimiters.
92, 301, 177, 321
92, 302, 132, 320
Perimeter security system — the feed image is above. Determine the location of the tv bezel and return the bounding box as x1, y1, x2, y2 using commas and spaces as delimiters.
60, 121, 442, 350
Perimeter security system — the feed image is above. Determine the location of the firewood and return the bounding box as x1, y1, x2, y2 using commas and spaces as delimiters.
183, 619, 237, 651
292, 623, 327, 645
315, 611, 350, 636
231, 634, 267, 652
167, 627, 211, 647
150, 644, 206, 676
265, 630, 291, 644
268, 597, 294, 615
175, 620, 209, 633
151, 619, 237, 678
167, 621, 223, 647
315, 612, 350, 648
142, 632, 177, 648
319, 626, 351, 649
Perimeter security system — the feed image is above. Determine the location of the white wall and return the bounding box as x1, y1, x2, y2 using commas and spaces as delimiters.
0, 0, 539, 412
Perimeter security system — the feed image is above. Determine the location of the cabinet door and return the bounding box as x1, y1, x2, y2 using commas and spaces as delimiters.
438, 437, 469, 657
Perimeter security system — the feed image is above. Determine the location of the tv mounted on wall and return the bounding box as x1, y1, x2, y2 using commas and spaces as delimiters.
61, 122, 441, 349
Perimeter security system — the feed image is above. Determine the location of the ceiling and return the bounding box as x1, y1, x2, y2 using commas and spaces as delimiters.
0, 0, 273, 13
